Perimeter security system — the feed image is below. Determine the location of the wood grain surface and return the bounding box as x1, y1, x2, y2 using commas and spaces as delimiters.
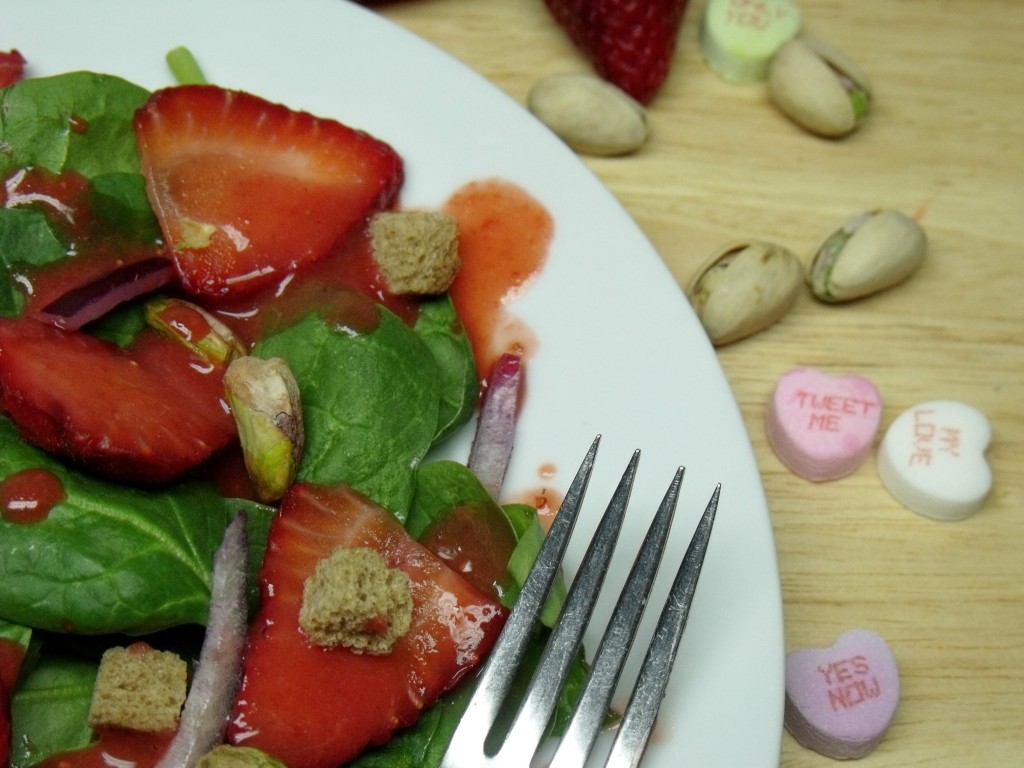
375, 1, 1023, 765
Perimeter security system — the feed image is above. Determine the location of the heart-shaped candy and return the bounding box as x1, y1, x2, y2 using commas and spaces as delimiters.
785, 629, 899, 759
766, 367, 882, 481
701, 0, 803, 83
877, 400, 992, 520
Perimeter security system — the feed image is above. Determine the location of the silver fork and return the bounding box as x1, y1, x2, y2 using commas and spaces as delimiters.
440, 436, 719, 768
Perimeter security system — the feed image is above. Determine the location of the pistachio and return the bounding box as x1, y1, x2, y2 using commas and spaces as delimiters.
809, 210, 927, 303
687, 241, 805, 345
224, 356, 304, 503
768, 36, 871, 138
146, 297, 246, 363
197, 745, 287, 768
528, 73, 649, 156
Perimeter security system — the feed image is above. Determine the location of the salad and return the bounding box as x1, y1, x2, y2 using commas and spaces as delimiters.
0, 52, 578, 767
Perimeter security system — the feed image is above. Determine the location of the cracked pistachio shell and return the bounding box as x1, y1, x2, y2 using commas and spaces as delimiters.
224, 356, 304, 503
528, 73, 649, 156
687, 241, 805, 345
810, 209, 927, 303
146, 297, 246, 363
768, 36, 871, 138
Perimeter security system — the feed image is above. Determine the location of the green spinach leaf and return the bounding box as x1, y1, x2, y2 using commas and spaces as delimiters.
0, 619, 32, 650
253, 309, 442, 520
413, 296, 478, 443
0, 72, 149, 178
405, 459, 496, 540
8, 652, 96, 768
0, 416, 274, 635
0, 207, 69, 317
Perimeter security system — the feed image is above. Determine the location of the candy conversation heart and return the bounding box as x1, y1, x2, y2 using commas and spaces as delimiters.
877, 400, 992, 521
701, 0, 802, 83
766, 367, 882, 481
785, 629, 899, 759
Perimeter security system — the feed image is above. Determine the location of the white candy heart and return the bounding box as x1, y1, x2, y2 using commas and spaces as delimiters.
876, 400, 992, 520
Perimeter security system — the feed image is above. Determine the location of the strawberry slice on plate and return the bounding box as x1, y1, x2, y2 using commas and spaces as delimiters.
543, 0, 689, 103
228, 483, 508, 768
134, 85, 404, 298
0, 317, 236, 484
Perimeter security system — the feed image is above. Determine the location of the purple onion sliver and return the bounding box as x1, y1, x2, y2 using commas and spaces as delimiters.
468, 353, 522, 499
37, 256, 175, 330
156, 512, 249, 768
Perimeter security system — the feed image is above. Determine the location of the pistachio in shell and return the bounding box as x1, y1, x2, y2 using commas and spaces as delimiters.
224, 355, 304, 503
768, 36, 871, 138
687, 241, 805, 345
528, 73, 649, 156
146, 297, 247, 363
197, 746, 287, 768
809, 209, 927, 303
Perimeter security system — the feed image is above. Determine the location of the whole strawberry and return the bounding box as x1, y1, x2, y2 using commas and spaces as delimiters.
543, 0, 689, 103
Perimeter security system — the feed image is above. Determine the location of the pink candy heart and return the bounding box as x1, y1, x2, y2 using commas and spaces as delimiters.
785, 629, 900, 759
766, 367, 882, 481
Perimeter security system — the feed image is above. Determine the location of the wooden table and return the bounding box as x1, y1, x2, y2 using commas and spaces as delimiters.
376, 1, 1023, 765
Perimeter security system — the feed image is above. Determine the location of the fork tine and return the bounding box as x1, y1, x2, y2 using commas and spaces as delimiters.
604, 484, 721, 768
497, 447, 641, 758
548, 465, 685, 768
440, 436, 601, 767
440, 440, 718, 768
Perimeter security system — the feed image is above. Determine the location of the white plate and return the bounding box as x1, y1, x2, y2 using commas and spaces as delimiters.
3, 1, 784, 764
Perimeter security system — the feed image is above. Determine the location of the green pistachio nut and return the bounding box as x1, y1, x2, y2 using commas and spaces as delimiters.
146, 298, 246, 363
224, 356, 304, 503
196, 745, 288, 768
687, 240, 805, 345
809, 209, 927, 302
768, 36, 872, 138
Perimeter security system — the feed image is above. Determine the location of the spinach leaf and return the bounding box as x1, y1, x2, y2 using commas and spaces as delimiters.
407, 463, 567, 624
253, 309, 442, 520
405, 459, 496, 540
90, 171, 162, 243
8, 652, 96, 768
0, 172, 160, 320
0, 416, 274, 635
413, 296, 478, 443
0, 207, 69, 317
0, 619, 32, 649
0, 72, 149, 178
82, 295, 150, 346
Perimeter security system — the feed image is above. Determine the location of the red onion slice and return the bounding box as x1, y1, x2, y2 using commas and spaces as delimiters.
467, 353, 522, 499
156, 512, 249, 767
37, 256, 175, 330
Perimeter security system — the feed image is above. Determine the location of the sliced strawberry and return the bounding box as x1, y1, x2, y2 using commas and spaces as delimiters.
543, 0, 689, 103
34, 729, 175, 768
0, 50, 26, 88
0, 317, 235, 484
134, 85, 404, 298
227, 483, 508, 768
0, 637, 27, 765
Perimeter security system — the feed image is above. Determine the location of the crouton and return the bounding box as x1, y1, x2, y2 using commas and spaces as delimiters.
370, 211, 460, 295
88, 642, 187, 732
299, 546, 413, 654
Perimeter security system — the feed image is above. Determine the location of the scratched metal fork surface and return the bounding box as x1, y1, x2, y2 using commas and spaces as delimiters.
439, 436, 720, 768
